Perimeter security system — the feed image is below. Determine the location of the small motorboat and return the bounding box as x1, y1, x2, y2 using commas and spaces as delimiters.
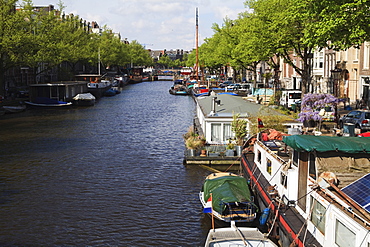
72, 93, 96, 106
169, 80, 190, 95
200, 172, 258, 223
204, 222, 278, 247
2, 105, 26, 113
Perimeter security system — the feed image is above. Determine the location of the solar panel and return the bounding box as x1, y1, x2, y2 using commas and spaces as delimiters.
341, 173, 370, 213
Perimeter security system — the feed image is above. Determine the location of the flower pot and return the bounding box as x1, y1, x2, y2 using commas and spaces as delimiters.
208, 152, 219, 157
226, 149, 235, 157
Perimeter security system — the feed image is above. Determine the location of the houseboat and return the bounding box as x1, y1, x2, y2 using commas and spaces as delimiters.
27, 81, 87, 104
241, 133, 370, 247
74, 74, 112, 98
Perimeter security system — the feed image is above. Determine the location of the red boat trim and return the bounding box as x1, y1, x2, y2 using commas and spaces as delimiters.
241, 157, 304, 247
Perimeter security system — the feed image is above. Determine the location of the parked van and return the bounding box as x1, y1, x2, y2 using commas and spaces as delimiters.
280, 90, 302, 109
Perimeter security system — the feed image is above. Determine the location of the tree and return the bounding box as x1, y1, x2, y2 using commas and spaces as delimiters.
0, 0, 39, 95
34, 11, 94, 80
245, 0, 316, 94
126, 40, 152, 68
300, 0, 370, 50
157, 55, 172, 69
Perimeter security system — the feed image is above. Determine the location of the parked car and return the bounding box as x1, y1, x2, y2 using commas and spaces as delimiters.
339, 110, 370, 131
219, 81, 233, 88
227, 83, 241, 90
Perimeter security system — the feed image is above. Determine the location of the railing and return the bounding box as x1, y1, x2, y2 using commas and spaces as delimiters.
184, 144, 237, 157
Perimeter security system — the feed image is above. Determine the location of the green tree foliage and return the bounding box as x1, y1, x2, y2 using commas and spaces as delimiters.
128, 40, 153, 67
157, 54, 172, 69
299, 0, 370, 50
244, 0, 316, 94
248, 107, 291, 135
0, 0, 153, 95
231, 113, 248, 145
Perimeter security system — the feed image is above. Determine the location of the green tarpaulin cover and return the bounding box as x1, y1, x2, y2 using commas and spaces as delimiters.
283, 135, 370, 153
202, 174, 251, 214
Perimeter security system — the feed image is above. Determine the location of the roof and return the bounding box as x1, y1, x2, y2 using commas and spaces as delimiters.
196, 94, 268, 118
283, 135, 370, 153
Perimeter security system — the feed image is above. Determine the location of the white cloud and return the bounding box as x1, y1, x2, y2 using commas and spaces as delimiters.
29, 0, 247, 50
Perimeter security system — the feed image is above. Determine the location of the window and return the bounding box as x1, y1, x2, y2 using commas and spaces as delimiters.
293, 150, 299, 166
223, 124, 233, 141
211, 123, 234, 143
364, 42, 370, 70
257, 150, 261, 164
309, 154, 316, 179
211, 123, 221, 142
310, 197, 326, 234
335, 220, 356, 247
266, 158, 272, 175
289, 93, 301, 99
281, 172, 287, 188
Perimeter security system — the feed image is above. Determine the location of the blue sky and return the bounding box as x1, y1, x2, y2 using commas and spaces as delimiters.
27, 0, 247, 51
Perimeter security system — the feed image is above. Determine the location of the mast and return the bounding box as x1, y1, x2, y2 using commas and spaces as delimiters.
195, 8, 199, 81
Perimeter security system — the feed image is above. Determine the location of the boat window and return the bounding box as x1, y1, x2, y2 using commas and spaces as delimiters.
293, 150, 299, 166
310, 197, 326, 234
289, 93, 301, 99
309, 153, 316, 179
223, 124, 233, 141
266, 158, 272, 175
257, 150, 261, 164
335, 219, 356, 247
211, 123, 222, 142
280, 172, 287, 188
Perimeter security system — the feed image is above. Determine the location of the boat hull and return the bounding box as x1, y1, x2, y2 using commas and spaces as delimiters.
169, 89, 189, 95
25, 101, 72, 107
73, 99, 95, 106
3, 105, 26, 113
241, 150, 322, 247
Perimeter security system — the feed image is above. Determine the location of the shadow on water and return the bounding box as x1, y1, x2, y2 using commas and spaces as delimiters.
0, 81, 217, 246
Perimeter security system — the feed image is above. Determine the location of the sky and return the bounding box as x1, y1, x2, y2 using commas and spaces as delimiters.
27, 0, 247, 51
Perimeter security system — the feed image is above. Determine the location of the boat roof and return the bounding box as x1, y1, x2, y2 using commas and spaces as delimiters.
196, 94, 268, 118
283, 135, 370, 153
206, 227, 277, 247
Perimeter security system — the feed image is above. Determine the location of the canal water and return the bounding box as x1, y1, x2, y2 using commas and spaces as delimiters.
0, 81, 213, 246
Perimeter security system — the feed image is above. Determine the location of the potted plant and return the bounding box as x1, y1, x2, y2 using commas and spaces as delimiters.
208, 150, 220, 157
185, 137, 203, 156
183, 126, 205, 156
231, 113, 248, 156
225, 141, 235, 157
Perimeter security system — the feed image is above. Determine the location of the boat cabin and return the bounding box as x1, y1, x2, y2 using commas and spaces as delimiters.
28, 81, 87, 103
194, 94, 288, 145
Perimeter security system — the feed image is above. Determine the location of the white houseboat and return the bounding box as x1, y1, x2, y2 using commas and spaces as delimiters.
194, 94, 264, 145
241, 133, 370, 247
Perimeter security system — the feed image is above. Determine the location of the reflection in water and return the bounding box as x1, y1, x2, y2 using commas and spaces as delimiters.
0, 81, 211, 246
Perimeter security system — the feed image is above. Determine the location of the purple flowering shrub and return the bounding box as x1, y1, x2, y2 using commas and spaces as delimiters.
298, 93, 339, 122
